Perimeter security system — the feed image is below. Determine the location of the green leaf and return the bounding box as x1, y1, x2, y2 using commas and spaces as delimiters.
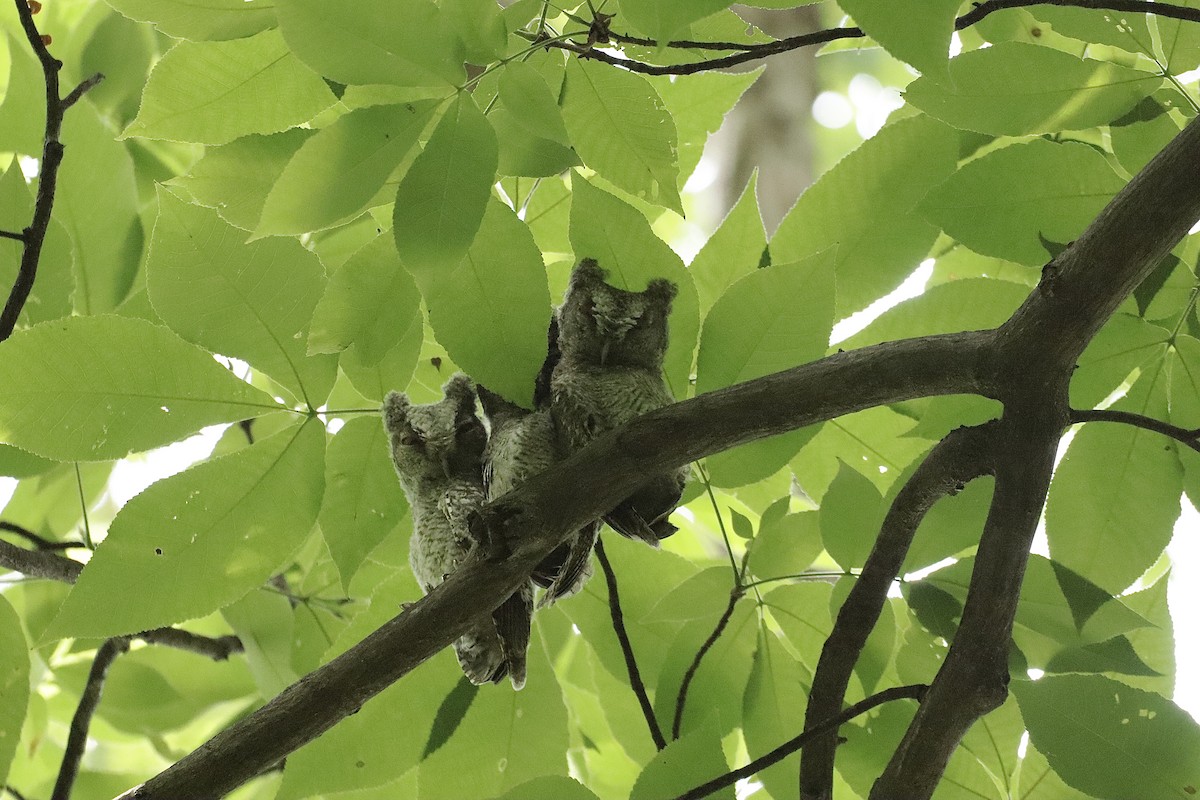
277, 0, 465, 87
689, 174, 767, 317
1112, 95, 1186, 177
1071, 314, 1170, 410
839, 0, 960, 83
645, 567, 735, 623
393, 94, 497, 272
486, 776, 601, 800
0, 162, 72, 326
770, 114, 958, 314
417, 643, 569, 799
309, 234, 422, 366
742, 629, 807, 800
147, 188, 338, 406
1028, 6, 1153, 54
170, 129, 315, 231
409, 198, 551, 409
562, 59, 682, 214
123, 29, 337, 145
0, 595, 27, 785
904, 477, 993, 573
257, 101, 439, 236
499, 61, 570, 147
746, 502, 822, 582
492, 107, 582, 178
1047, 367, 1181, 592
46, 420, 325, 640
0, 443, 54, 478
340, 319, 427, 403
649, 67, 761, 183
1013, 674, 1200, 799
0, 31, 46, 155
1158, 0, 1200, 72
103, 0, 276, 40
0, 315, 276, 461
568, 177, 700, 398
907, 42, 1161, 135
221, 590, 300, 698
619, 0, 735, 43
629, 723, 733, 800
58, 102, 142, 314
920, 139, 1125, 266
762, 583, 832, 675
821, 462, 885, 571
320, 417, 408, 590
696, 251, 835, 487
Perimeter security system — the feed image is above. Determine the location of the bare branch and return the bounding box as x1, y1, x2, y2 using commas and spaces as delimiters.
136, 628, 244, 661
62, 72, 103, 109
0, 538, 82, 583
595, 537, 667, 750
0, 230, 25, 242
672, 586, 742, 739
0, 0, 102, 340
1071, 408, 1200, 453
671, 684, 929, 800
0, 520, 87, 551
800, 423, 997, 798
530, 0, 1200, 76
52, 637, 130, 800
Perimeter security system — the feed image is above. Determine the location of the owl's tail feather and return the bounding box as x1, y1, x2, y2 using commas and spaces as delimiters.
494, 583, 533, 690
531, 541, 571, 589
539, 522, 599, 608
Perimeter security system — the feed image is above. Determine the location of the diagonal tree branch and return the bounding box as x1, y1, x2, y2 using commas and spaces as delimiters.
52, 637, 131, 800
0, 0, 102, 341
672, 585, 742, 739
594, 537, 667, 750
672, 684, 929, 800
799, 423, 998, 798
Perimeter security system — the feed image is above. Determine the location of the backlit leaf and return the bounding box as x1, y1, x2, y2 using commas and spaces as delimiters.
103, 0, 276, 40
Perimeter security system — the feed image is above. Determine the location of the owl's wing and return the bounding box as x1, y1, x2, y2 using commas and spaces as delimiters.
493, 582, 533, 690
539, 521, 599, 607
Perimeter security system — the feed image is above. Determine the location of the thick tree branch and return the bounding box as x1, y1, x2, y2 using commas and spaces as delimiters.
536, 1, 1200, 76
672, 684, 929, 800
594, 538, 666, 750
672, 585, 742, 739
120, 332, 988, 799
799, 423, 997, 799
52, 637, 130, 800
0, 538, 82, 583
1071, 408, 1200, 452
0, 0, 101, 341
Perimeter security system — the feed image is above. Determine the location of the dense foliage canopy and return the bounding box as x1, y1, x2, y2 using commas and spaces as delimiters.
0, 1, 1199, 799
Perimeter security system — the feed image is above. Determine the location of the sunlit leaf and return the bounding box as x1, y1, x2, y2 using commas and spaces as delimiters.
0, 315, 276, 461
839, 0, 960, 83
147, 188, 338, 406
0, 595, 27, 785
46, 420, 325, 640
628, 722, 733, 800
123, 30, 337, 145
103, 0, 276, 40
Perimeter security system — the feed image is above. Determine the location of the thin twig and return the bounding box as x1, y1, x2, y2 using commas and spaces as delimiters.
136, 628, 244, 661
671, 586, 742, 739
670, 684, 929, 800
4, 785, 30, 800
0, 1, 102, 340
62, 72, 103, 109
0, 521, 86, 551
51, 637, 131, 800
594, 537, 667, 750
0, 230, 25, 242
1071, 408, 1200, 453
527, 0, 1200, 76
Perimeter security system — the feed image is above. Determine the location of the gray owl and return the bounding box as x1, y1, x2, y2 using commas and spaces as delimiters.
551, 259, 689, 546
383, 374, 532, 689
477, 327, 596, 606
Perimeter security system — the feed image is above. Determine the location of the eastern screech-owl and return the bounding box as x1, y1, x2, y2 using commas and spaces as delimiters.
383, 374, 532, 689
477, 323, 596, 606
551, 259, 689, 546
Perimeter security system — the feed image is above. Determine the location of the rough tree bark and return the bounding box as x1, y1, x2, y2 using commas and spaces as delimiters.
114, 111, 1200, 800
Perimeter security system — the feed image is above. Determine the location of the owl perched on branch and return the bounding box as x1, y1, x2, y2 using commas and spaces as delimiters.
478, 323, 596, 606
550, 259, 688, 547
383, 375, 532, 689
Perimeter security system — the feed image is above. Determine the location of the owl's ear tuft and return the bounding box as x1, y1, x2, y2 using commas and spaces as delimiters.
382, 391, 411, 433
645, 278, 678, 306
443, 373, 478, 412
572, 258, 607, 287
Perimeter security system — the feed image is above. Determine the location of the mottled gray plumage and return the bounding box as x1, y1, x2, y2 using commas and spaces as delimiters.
383, 374, 531, 689
551, 259, 689, 546
478, 380, 595, 606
